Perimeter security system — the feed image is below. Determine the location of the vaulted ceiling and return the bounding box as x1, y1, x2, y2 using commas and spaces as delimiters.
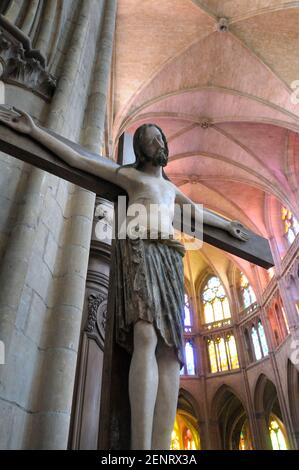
112, 0, 299, 288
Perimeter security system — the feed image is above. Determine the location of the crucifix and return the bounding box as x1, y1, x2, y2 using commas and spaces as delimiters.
0, 106, 274, 450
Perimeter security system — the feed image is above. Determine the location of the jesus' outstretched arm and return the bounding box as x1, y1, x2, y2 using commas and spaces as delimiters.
0, 106, 129, 188
174, 184, 249, 241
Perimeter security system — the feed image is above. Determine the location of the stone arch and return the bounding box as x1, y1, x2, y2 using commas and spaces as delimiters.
211, 384, 250, 450
173, 388, 202, 450
254, 374, 289, 449
287, 360, 299, 447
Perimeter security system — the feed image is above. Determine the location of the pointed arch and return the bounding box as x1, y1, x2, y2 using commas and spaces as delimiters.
254, 374, 290, 449
287, 360, 299, 447
210, 384, 251, 449
171, 389, 202, 450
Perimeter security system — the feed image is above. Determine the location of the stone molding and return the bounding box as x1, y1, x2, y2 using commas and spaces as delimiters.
0, 14, 56, 101
85, 291, 107, 350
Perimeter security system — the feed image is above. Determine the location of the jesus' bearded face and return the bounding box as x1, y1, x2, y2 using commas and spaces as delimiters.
141, 126, 168, 167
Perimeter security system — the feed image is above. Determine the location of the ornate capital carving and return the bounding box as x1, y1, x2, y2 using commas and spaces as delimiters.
85, 292, 107, 349
0, 15, 56, 101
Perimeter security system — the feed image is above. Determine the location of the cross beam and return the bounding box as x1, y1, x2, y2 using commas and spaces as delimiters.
0, 123, 274, 269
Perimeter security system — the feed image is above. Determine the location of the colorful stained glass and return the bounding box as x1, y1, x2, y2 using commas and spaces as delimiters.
258, 320, 269, 356
183, 428, 196, 450
239, 421, 253, 450
204, 302, 214, 324
269, 417, 287, 450
202, 276, 231, 324
170, 419, 181, 450
184, 294, 192, 332
239, 431, 246, 450
208, 334, 239, 373
208, 340, 218, 373
240, 273, 256, 309
171, 415, 200, 450
185, 341, 195, 375
282, 207, 299, 245
213, 298, 223, 321
217, 337, 229, 371
251, 326, 262, 360
227, 335, 240, 369
223, 297, 231, 319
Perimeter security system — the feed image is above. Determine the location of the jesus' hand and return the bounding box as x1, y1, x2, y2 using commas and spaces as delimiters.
0, 106, 37, 135
227, 220, 249, 241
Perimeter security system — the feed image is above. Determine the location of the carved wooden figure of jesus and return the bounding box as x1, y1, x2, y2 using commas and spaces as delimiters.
0, 107, 249, 450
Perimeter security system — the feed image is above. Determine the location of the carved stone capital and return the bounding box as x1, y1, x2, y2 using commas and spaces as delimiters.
0, 15, 56, 101
85, 291, 107, 349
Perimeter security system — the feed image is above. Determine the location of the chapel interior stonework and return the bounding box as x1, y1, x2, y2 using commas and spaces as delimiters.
0, 0, 299, 451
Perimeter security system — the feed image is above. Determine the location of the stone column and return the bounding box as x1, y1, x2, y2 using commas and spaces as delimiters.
4, 0, 23, 24
81, 0, 118, 152
69, 197, 113, 449
23, 0, 118, 449
0, 0, 116, 450
34, 0, 58, 59
20, 0, 40, 36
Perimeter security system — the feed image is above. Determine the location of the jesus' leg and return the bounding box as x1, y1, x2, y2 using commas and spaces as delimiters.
151, 338, 181, 450
129, 320, 159, 450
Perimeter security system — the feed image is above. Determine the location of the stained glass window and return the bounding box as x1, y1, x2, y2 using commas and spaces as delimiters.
251, 326, 262, 360
202, 276, 231, 324
269, 416, 288, 450
208, 339, 218, 373
170, 418, 181, 450
239, 420, 253, 450
258, 320, 269, 356
207, 334, 239, 373
171, 415, 200, 450
217, 337, 229, 371
183, 427, 196, 450
282, 207, 299, 245
248, 320, 268, 362
185, 341, 195, 375
226, 334, 240, 369
240, 273, 256, 309
184, 294, 192, 333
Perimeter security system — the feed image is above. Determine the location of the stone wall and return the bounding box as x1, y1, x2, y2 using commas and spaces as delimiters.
0, 0, 116, 449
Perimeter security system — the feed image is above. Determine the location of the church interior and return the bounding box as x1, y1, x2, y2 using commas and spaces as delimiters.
0, 0, 299, 450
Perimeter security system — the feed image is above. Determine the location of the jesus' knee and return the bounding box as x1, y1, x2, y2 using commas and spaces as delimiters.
133, 320, 157, 354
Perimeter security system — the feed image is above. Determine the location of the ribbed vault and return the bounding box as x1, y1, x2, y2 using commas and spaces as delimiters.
113, 0, 299, 283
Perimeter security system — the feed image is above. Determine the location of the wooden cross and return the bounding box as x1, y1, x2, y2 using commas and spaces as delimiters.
0, 121, 274, 449
0, 123, 274, 269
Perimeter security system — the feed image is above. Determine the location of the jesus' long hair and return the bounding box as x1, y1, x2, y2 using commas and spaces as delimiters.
117, 124, 169, 177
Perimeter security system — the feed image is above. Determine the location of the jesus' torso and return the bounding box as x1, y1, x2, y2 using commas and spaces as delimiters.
119, 167, 176, 239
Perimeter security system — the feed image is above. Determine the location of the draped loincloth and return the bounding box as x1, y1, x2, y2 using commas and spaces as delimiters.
113, 235, 186, 368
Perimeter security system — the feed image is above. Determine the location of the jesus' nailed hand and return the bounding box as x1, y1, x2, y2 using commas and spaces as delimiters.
0, 106, 249, 248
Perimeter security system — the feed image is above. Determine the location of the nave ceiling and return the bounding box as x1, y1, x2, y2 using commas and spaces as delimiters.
113, 0, 299, 285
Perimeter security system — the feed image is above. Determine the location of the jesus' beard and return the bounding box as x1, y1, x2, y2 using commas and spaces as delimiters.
145, 148, 168, 167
